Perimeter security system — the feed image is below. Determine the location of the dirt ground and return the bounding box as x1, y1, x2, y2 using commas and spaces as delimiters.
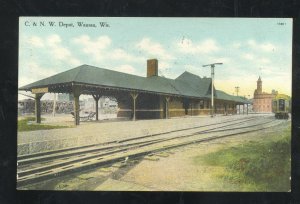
94, 121, 290, 191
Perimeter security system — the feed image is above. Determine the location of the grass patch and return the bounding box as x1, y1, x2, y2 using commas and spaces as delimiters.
194, 125, 291, 191
18, 117, 69, 132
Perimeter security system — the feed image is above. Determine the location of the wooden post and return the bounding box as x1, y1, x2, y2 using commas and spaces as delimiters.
95, 98, 99, 121
73, 86, 81, 125
92, 94, 101, 121
74, 94, 80, 125
35, 93, 44, 123
130, 92, 139, 121
234, 103, 237, 114
165, 96, 170, 119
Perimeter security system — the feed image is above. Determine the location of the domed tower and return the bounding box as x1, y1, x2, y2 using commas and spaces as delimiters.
257, 76, 262, 94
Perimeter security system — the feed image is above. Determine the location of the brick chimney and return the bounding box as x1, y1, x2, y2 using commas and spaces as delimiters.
147, 59, 158, 77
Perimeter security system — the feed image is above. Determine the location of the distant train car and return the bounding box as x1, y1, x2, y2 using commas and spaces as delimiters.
272, 94, 291, 119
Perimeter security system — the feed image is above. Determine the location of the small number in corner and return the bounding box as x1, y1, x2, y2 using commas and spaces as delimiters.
277, 22, 286, 25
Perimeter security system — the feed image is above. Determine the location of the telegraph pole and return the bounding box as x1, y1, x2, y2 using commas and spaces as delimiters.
235, 86, 240, 96
203, 63, 223, 117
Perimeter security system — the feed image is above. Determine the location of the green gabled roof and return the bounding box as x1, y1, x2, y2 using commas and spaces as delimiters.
19, 65, 212, 97
215, 90, 233, 101
19, 64, 249, 104
20, 65, 147, 91
216, 90, 251, 104
20, 66, 83, 89
236, 96, 251, 104
176, 71, 212, 96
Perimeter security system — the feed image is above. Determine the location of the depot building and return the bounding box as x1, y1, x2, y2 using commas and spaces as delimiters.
19, 59, 250, 125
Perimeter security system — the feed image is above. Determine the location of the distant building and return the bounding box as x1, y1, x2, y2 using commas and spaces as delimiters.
57, 93, 74, 101
252, 77, 276, 113
99, 97, 118, 108
18, 99, 35, 115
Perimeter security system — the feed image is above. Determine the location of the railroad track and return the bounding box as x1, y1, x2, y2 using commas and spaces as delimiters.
18, 116, 256, 161
17, 116, 286, 188
17, 116, 257, 166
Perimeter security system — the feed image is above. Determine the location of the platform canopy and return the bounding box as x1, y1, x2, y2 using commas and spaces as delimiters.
19, 64, 250, 104
19, 64, 251, 125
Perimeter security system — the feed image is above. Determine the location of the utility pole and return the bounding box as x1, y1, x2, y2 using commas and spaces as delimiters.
203, 62, 223, 117
235, 86, 240, 96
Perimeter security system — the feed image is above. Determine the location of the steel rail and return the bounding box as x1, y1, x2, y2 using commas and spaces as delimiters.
18, 117, 259, 166
17, 118, 285, 188
18, 116, 258, 164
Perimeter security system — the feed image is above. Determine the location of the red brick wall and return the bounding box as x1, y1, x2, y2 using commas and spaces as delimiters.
253, 93, 275, 112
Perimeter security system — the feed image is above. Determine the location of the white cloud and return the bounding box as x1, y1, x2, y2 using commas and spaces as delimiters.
69, 58, 81, 66
183, 65, 205, 76
73, 35, 145, 65
155, 61, 173, 77
260, 66, 290, 78
46, 34, 61, 46
177, 38, 220, 54
232, 42, 241, 49
247, 39, 256, 47
240, 52, 271, 67
258, 57, 271, 64
28, 36, 44, 47
260, 67, 274, 75
45, 34, 81, 66
136, 38, 174, 60
200, 39, 220, 53
27, 61, 57, 78
52, 46, 71, 60
83, 36, 111, 54
260, 43, 276, 52
72, 35, 111, 62
110, 48, 144, 63
247, 39, 276, 52
242, 53, 254, 60
158, 61, 171, 71
19, 76, 35, 87
113, 64, 136, 75
19, 61, 58, 87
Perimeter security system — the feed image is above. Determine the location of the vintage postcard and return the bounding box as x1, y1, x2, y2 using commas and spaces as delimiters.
17, 17, 292, 191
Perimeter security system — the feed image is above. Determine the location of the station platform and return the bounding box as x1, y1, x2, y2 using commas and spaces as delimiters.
17, 114, 264, 156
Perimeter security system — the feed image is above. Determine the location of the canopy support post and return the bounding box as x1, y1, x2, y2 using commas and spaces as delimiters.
73, 86, 81, 126
165, 96, 170, 119
35, 93, 44, 123
130, 92, 139, 121
92, 94, 101, 121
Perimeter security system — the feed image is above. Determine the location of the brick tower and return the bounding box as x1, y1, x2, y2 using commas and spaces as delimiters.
257, 76, 262, 94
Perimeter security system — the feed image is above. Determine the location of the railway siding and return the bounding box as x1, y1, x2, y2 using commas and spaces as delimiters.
17, 115, 287, 188
18, 115, 255, 155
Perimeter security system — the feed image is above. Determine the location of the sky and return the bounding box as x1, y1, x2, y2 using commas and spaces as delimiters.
19, 17, 292, 100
